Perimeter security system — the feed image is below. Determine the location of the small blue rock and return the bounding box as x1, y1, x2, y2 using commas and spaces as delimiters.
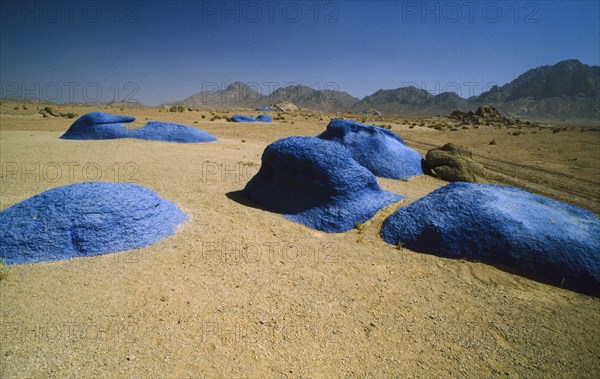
243, 136, 403, 232
381, 182, 600, 296
60, 112, 134, 140
230, 114, 272, 123
255, 114, 272, 122
0, 182, 188, 265
129, 121, 217, 143
230, 114, 258, 122
318, 119, 424, 179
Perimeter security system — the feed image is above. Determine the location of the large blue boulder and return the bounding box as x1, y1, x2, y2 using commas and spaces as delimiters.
381, 182, 600, 296
318, 119, 423, 179
0, 182, 188, 265
230, 114, 272, 123
243, 136, 403, 232
129, 121, 217, 143
60, 112, 133, 140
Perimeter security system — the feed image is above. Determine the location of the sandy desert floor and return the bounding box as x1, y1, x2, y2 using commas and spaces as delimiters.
1, 101, 599, 378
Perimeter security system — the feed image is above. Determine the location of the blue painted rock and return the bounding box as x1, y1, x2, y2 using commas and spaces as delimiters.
0, 182, 187, 265
60, 113, 217, 144
230, 114, 258, 122
243, 136, 403, 232
60, 112, 134, 140
381, 182, 600, 296
255, 114, 272, 122
318, 119, 423, 179
129, 121, 217, 143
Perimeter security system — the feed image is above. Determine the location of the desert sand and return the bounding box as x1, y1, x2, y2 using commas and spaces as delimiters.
1, 101, 599, 378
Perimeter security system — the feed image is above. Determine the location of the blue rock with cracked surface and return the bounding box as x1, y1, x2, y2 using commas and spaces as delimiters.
318, 119, 423, 179
243, 136, 403, 233
381, 182, 600, 297
0, 182, 188, 265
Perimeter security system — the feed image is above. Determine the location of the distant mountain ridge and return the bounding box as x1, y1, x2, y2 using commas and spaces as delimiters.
173, 82, 359, 113
350, 86, 471, 115
170, 59, 599, 120
474, 59, 600, 120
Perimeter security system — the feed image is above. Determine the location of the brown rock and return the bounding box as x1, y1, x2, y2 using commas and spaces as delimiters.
449, 105, 511, 125
425, 143, 487, 183
169, 105, 190, 113
273, 101, 300, 112
38, 106, 60, 117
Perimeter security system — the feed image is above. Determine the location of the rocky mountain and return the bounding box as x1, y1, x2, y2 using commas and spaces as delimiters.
478, 60, 599, 102
173, 82, 359, 112
175, 82, 262, 109
474, 59, 600, 120
266, 85, 358, 112
168, 60, 599, 120
353, 59, 599, 119
351, 87, 470, 115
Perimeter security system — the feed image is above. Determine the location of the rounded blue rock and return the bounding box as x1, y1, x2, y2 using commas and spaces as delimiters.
230, 114, 272, 123
318, 119, 424, 179
255, 114, 272, 122
61, 112, 217, 143
243, 136, 403, 232
60, 112, 134, 140
230, 114, 258, 122
381, 182, 600, 296
129, 121, 217, 143
0, 182, 188, 265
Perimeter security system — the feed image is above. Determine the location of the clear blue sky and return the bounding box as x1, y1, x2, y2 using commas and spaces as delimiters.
1, 0, 598, 105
